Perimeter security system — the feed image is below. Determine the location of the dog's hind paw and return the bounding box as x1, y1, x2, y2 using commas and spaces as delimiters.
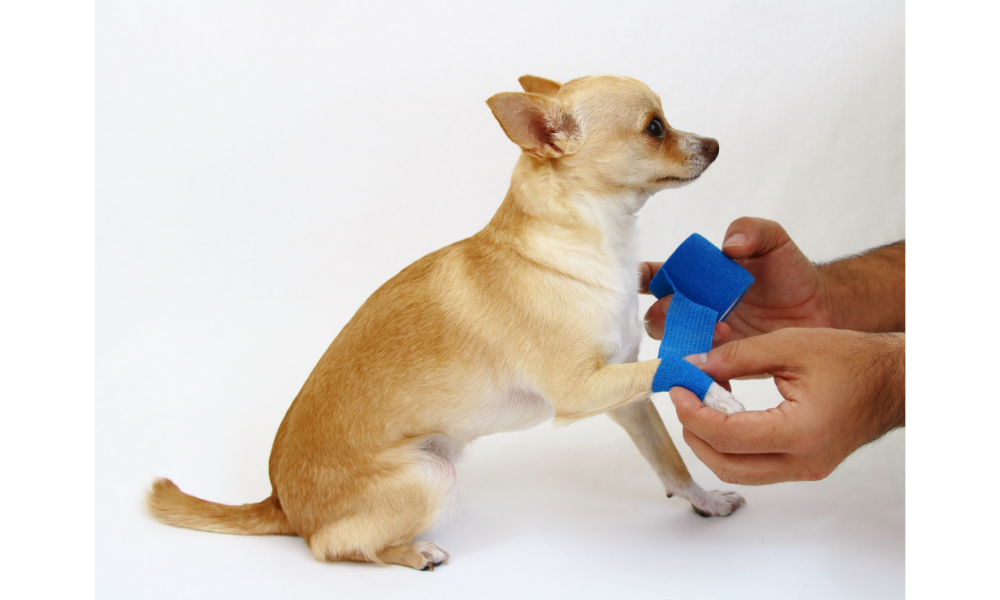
413, 540, 450, 570
703, 383, 745, 415
375, 540, 450, 571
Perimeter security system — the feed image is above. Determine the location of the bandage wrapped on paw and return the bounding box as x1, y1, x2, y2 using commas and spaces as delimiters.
649, 234, 754, 400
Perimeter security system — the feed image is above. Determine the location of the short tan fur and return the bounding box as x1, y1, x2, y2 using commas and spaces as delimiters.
147, 74, 744, 571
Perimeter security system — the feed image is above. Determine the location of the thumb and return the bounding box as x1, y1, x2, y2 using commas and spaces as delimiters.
721, 217, 791, 260
643, 295, 671, 340
700, 330, 800, 382
639, 261, 665, 294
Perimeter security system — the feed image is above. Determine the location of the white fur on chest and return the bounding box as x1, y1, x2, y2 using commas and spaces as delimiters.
519, 190, 648, 365
567, 190, 648, 364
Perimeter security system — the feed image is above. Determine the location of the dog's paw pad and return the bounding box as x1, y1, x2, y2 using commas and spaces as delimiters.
704, 383, 745, 415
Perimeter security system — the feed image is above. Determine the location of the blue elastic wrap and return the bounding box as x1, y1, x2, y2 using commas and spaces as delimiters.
649, 234, 754, 400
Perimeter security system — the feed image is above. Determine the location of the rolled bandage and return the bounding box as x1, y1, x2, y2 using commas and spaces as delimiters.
649, 234, 754, 400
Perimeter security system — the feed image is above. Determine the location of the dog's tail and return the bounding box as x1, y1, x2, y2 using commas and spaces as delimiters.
145, 477, 295, 536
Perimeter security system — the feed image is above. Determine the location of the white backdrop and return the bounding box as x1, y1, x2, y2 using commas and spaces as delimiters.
97, 1, 904, 598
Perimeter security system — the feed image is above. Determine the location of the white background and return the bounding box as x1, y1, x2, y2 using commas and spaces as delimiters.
95, 1, 904, 598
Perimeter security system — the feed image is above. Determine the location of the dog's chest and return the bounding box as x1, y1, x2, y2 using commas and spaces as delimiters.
605, 283, 643, 363
562, 212, 643, 365
579, 195, 645, 364
591, 260, 643, 364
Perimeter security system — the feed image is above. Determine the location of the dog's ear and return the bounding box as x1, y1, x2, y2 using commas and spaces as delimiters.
518, 75, 561, 97
486, 92, 580, 159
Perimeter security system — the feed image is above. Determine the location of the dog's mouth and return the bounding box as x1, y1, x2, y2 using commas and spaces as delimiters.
653, 174, 700, 183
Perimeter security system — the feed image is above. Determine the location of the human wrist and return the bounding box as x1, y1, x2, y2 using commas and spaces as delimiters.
858, 332, 906, 443
816, 242, 905, 332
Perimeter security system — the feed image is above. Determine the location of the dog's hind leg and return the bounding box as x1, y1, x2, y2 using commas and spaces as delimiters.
305, 444, 456, 570
608, 398, 745, 517
325, 540, 451, 571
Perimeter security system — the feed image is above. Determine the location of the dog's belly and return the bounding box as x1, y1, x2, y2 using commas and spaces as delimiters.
447, 384, 554, 441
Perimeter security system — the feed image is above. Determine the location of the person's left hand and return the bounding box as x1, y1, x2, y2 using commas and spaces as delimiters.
640, 218, 835, 345
670, 328, 905, 485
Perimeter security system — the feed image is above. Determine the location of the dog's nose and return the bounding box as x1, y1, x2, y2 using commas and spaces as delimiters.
701, 137, 720, 159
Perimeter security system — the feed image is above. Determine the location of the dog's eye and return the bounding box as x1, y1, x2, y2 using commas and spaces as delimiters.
646, 117, 665, 139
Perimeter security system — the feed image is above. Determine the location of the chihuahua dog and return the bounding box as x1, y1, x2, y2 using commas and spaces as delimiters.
147, 74, 746, 571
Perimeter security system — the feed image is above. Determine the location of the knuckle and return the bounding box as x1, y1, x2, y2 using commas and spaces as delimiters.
801, 462, 834, 482
718, 339, 744, 362
769, 219, 787, 237
759, 219, 791, 252
770, 328, 797, 345
729, 216, 755, 233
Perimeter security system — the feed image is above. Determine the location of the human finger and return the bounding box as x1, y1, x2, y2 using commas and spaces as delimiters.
712, 321, 731, 347
644, 295, 671, 339
699, 331, 802, 383
671, 387, 796, 454
721, 217, 792, 261
681, 428, 799, 485
730, 373, 774, 380
638, 261, 664, 294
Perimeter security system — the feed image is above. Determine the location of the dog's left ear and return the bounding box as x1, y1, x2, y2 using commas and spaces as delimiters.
518, 75, 561, 97
486, 92, 580, 159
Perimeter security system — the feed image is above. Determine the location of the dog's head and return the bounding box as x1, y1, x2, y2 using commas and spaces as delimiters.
487, 75, 718, 194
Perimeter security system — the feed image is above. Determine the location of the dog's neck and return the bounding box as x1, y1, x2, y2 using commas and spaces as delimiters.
482, 156, 649, 289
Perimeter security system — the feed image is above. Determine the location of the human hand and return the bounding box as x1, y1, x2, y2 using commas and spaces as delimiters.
670, 328, 905, 485
641, 217, 835, 343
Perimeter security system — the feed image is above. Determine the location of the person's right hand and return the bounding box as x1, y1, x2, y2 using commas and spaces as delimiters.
641, 217, 836, 344
669, 328, 905, 484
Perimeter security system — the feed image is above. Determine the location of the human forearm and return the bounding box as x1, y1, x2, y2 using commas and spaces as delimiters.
861, 332, 905, 440
819, 241, 905, 332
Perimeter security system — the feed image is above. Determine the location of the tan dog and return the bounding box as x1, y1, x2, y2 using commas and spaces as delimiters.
147, 74, 746, 571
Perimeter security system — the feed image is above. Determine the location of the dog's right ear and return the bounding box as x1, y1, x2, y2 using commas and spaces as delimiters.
518, 75, 561, 97
486, 92, 580, 159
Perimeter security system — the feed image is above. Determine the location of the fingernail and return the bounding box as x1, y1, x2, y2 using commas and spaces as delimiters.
723, 233, 747, 248
712, 329, 721, 343
684, 353, 708, 366
669, 388, 678, 406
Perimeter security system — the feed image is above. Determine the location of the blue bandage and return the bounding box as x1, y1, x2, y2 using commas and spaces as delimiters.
649, 234, 754, 400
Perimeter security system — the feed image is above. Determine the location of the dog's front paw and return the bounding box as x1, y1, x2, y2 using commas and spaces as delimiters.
688, 487, 746, 517
703, 383, 745, 415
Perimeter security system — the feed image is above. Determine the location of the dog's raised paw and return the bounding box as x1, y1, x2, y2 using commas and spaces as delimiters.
703, 383, 745, 416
